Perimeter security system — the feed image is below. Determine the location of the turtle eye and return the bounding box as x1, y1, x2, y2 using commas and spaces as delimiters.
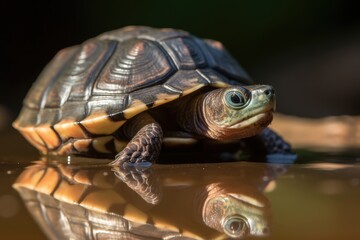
225, 90, 247, 109
223, 216, 249, 238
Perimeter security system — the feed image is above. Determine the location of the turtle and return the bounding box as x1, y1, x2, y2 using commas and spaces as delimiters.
13, 26, 291, 165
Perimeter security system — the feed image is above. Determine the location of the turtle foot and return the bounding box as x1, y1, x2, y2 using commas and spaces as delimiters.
260, 128, 292, 154
110, 123, 163, 166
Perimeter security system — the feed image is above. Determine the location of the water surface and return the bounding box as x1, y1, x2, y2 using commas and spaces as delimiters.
1, 150, 360, 239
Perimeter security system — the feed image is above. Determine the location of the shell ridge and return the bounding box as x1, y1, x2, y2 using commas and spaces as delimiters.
93, 38, 176, 94
23, 46, 78, 110
36, 48, 82, 124
195, 69, 212, 84
162, 84, 183, 94
163, 36, 208, 70
89, 40, 119, 97
149, 39, 178, 82
38, 48, 81, 110
85, 40, 119, 101
158, 41, 180, 70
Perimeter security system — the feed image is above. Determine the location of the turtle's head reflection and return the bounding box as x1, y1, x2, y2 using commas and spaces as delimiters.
202, 183, 271, 238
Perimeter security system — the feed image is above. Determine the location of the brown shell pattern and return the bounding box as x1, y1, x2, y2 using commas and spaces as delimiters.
13, 26, 252, 155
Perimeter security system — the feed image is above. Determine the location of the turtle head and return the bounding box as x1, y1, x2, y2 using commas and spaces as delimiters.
202, 85, 275, 140
201, 183, 271, 238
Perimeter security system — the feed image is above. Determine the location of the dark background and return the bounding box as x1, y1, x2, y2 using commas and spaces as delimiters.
2, 0, 360, 124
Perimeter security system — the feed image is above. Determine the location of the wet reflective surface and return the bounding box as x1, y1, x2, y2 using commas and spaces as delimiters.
1, 150, 360, 239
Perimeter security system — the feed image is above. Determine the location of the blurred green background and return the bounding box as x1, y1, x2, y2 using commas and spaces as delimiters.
2, 0, 360, 121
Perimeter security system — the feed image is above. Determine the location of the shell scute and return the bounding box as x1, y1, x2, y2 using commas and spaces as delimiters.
98, 26, 189, 42
202, 39, 251, 83
164, 70, 210, 94
93, 38, 175, 95
162, 37, 207, 70
23, 46, 79, 110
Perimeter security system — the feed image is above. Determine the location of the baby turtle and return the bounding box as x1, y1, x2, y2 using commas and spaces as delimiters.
13, 26, 290, 165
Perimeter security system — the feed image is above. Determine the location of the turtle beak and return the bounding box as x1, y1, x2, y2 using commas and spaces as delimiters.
263, 86, 276, 111
263, 86, 275, 100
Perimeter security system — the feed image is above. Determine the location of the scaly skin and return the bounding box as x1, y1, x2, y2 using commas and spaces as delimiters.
110, 85, 290, 166
111, 112, 163, 166
259, 128, 291, 154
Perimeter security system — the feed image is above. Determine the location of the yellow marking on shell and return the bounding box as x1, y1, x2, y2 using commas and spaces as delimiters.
92, 136, 113, 154
114, 139, 128, 152
153, 218, 180, 233
12, 167, 45, 190
34, 168, 60, 195
57, 143, 73, 155
122, 99, 148, 119
53, 180, 89, 203
54, 119, 87, 140
81, 112, 125, 135
80, 190, 126, 212
153, 93, 180, 108
73, 139, 92, 153
34, 124, 61, 149
211, 80, 231, 88
182, 83, 206, 96
16, 126, 47, 154
123, 204, 148, 224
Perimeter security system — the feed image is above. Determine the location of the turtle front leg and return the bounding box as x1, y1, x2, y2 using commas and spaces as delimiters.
259, 128, 292, 154
110, 113, 163, 166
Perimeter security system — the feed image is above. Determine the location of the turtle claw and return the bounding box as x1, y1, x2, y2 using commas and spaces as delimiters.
110, 148, 154, 167
110, 151, 151, 166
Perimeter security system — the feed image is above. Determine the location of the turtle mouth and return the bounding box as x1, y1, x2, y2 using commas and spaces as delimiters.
230, 108, 274, 129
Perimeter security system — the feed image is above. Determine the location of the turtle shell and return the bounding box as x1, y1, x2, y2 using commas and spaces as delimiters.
13, 26, 252, 155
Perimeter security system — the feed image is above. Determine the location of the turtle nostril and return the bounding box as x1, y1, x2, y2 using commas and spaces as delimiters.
264, 88, 274, 97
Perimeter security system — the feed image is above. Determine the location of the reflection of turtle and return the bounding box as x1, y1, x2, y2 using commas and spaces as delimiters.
13, 26, 290, 165
13, 158, 280, 239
